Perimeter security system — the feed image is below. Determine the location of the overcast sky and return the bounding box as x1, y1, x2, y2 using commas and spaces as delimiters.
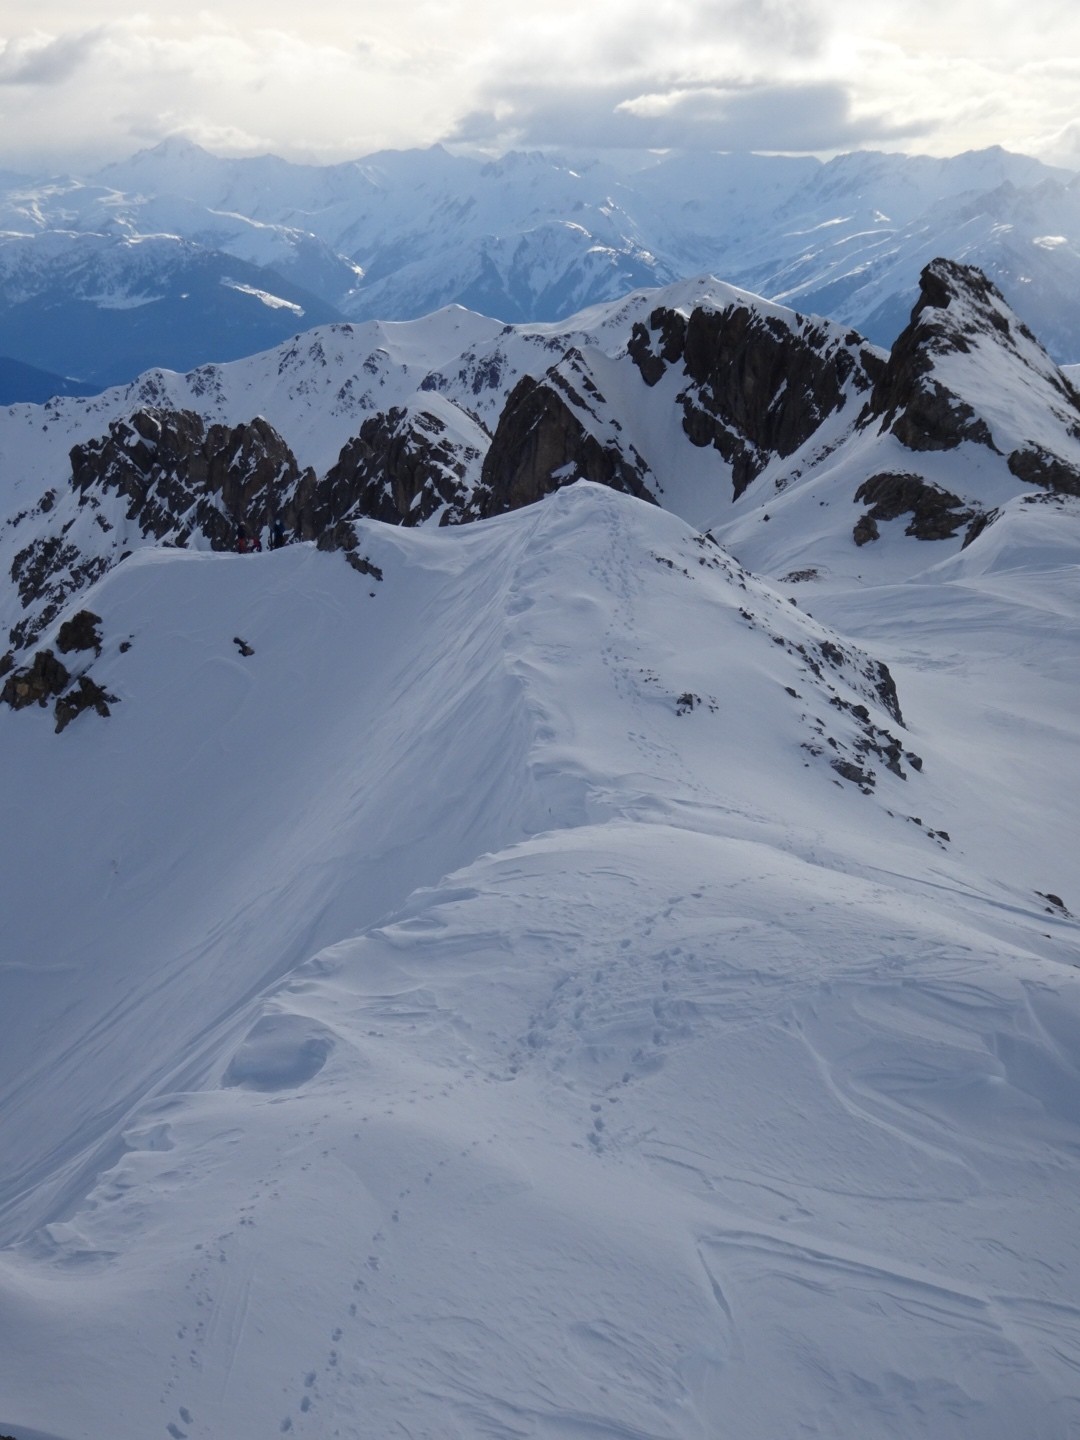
1, 0, 1078, 173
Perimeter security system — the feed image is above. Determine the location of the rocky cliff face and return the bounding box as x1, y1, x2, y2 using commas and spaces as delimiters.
851, 472, 981, 546
69, 408, 319, 546
629, 300, 883, 498
7, 409, 319, 651
466, 352, 655, 520
861, 258, 1080, 492
316, 406, 483, 526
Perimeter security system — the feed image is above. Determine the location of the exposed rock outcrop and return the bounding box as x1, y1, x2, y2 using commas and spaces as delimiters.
629, 301, 882, 498
466, 359, 655, 520
315, 406, 483, 526
54, 674, 116, 732
1006, 444, 1080, 496
852, 472, 980, 543
313, 520, 384, 580
8, 410, 321, 651
1, 647, 70, 710
9, 540, 108, 652
56, 608, 103, 656
0, 639, 116, 731
69, 408, 319, 547
861, 258, 1080, 474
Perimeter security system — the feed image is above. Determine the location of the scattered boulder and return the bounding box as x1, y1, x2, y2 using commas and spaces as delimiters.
1036, 890, 1072, 915
853, 513, 880, 547
831, 758, 876, 791
54, 675, 116, 733
56, 608, 104, 656
1, 648, 70, 710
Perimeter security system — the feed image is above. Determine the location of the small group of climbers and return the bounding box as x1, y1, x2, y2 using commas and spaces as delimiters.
235, 516, 288, 553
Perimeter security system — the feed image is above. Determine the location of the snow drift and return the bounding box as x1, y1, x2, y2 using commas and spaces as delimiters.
2, 478, 1080, 1439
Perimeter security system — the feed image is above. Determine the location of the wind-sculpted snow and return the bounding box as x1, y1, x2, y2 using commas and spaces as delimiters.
3, 263, 1080, 1438
2, 483, 1080, 1439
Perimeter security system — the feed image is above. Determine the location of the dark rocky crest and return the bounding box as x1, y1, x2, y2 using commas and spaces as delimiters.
9, 410, 321, 652
466, 355, 655, 520
629, 301, 881, 498
316, 406, 483, 526
69, 408, 319, 548
862, 258, 1080, 486
7, 258, 1080, 699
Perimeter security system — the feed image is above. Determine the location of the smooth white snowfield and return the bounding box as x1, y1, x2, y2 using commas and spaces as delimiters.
2, 483, 1080, 1439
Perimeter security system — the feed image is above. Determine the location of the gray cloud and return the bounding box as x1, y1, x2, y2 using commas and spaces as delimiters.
449, 77, 930, 154
0, 27, 108, 86
704, 0, 829, 54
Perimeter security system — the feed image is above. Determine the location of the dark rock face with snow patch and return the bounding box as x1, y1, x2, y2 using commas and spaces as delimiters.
468, 364, 655, 520
630, 301, 881, 498
852, 473, 980, 543
1, 634, 116, 731
317, 406, 482, 525
862, 258, 1080, 481
1007, 444, 1080, 496
8, 410, 319, 650
1, 647, 69, 710
69, 408, 318, 547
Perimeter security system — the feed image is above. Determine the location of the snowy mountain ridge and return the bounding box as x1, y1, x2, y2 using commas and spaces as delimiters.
4, 258, 1080, 666
2, 261, 1080, 1439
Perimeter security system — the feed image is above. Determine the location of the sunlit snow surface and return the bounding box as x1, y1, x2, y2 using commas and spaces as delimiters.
2, 484, 1080, 1439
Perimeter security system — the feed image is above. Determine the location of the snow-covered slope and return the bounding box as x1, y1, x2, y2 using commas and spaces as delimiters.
2, 481, 1080, 1440
4, 258, 1080, 1438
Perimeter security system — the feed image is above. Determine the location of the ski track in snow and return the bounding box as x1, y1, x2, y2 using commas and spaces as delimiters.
1, 485, 1080, 1438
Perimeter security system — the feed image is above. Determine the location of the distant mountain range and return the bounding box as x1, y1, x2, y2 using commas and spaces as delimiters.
1, 138, 1079, 397
0, 354, 97, 405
